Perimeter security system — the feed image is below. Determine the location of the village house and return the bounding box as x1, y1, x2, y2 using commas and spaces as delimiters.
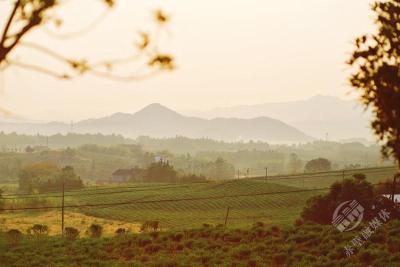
111, 167, 142, 183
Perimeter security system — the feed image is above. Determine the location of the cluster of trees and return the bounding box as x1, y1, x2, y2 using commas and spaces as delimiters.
127, 160, 223, 183
301, 174, 400, 225
304, 157, 332, 173
18, 163, 83, 193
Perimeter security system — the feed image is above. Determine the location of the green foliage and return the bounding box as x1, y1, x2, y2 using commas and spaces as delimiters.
87, 224, 103, 238
304, 157, 332, 173
348, 0, 400, 164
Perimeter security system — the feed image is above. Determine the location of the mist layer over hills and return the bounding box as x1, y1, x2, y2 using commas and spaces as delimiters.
0, 103, 312, 142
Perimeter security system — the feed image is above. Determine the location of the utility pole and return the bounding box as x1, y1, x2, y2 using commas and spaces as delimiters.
391, 173, 399, 203
265, 167, 268, 180
342, 170, 345, 181
61, 180, 65, 238
237, 169, 240, 180
224, 207, 230, 229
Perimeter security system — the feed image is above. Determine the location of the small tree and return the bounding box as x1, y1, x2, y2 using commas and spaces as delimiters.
6, 229, 23, 246
301, 176, 400, 225
301, 177, 375, 224
348, 0, 400, 167
27, 224, 49, 237
304, 158, 332, 173
115, 228, 127, 237
65, 227, 80, 241
87, 224, 103, 238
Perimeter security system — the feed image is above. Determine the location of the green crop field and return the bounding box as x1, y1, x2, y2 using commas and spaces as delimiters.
1, 166, 396, 232
70, 180, 322, 230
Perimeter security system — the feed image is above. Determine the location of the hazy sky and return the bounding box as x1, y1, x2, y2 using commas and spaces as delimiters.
0, 0, 374, 121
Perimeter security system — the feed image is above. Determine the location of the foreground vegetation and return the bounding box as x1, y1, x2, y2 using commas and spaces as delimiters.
0, 219, 399, 267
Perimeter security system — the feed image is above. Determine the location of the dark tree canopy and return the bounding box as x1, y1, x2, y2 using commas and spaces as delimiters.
348, 0, 400, 166
304, 157, 332, 173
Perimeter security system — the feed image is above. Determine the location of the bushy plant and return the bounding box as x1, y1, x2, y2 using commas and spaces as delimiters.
5, 229, 23, 246
27, 224, 49, 237
65, 227, 80, 241
87, 224, 103, 238
140, 221, 159, 232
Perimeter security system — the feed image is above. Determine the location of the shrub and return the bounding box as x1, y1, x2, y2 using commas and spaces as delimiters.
27, 224, 49, 237
65, 227, 80, 241
6, 229, 23, 246
87, 224, 103, 238
301, 177, 376, 224
140, 221, 159, 232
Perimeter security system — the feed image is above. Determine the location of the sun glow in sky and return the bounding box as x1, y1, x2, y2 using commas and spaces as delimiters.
0, 0, 374, 121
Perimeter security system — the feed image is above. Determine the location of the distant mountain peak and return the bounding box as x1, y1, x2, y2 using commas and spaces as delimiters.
135, 103, 180, 117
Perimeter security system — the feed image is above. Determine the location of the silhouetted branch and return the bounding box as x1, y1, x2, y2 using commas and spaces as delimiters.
0, 0, 20, 47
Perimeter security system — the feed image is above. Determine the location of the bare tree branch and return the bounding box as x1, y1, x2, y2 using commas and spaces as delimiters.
0, 1, 174, 82
1, 2, 56, 62
0, 0, 20, 47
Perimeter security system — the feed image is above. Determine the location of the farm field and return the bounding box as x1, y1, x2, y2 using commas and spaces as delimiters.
1, 166, 395, 231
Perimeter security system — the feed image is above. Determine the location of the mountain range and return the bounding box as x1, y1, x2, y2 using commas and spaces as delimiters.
0, 103, 312, 142
182, 95, 373, 141
0, 95, 373, 142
